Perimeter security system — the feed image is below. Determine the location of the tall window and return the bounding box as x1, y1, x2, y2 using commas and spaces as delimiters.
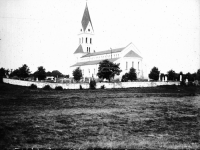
82, 37, 83, 43
126, 62, 128, 70
86, 37, 87, 43
87, 47, 88, 52
132, 61, 134, 68
90, 38, 92, 44
79, 38, 81, 44
138, 62, 139, 70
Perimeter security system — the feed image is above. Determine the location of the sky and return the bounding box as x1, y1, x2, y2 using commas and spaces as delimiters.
0, 0, 199, 76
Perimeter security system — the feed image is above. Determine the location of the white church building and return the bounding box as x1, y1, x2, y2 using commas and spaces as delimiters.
71, 3, 144, 80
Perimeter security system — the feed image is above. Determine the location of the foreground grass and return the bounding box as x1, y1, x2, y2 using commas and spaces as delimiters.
0, 83, 199, 149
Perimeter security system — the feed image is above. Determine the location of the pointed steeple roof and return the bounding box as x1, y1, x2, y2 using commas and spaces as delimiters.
81, 3, 93, 31
74, 44, 84, 54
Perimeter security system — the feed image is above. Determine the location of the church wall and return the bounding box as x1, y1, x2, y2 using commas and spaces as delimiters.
3, 78, 180, 89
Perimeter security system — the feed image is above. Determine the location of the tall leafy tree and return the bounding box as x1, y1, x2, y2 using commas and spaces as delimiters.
34, 66, 46, 80
0, 68, 6, 83
197, 69, 200, 81
128, 67, 137, 81
73, 67, 82, 82
167, 69, 176, 81
149, 67, 160, 81
97, 59, 121, 82
18, 64, 30, 78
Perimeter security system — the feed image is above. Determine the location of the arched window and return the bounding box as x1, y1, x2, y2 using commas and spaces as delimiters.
90, 38, 92, 44
132, 61, 134, 68
86, 37, 87, 43
82, 37, 83, 43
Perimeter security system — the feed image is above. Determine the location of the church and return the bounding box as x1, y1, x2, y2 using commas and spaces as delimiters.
71, 3, 144, 81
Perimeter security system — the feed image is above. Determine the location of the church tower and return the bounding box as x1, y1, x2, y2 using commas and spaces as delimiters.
74, 3, 94, 57
79, 3, 94, 53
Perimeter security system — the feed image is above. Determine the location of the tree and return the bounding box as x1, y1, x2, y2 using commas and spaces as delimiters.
128, 67, 137, 81
34, 66, 46, 80
0, 68, 6, 83
10, 69, 20, 78
51, 70, 63, 78
167, 69, 176, 81
185, 72, 194, 82
149, 67, 160, 81
18, 64, 30, 79
46, 71, 52, 76
73, 67, 82, 82
97, 59, 121, 82
197, 69, 200, 81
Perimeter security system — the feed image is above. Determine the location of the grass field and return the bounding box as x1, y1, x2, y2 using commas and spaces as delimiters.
0, 83, 199, 149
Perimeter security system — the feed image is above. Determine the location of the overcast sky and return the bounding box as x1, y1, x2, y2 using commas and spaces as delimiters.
0, 0, 199, 75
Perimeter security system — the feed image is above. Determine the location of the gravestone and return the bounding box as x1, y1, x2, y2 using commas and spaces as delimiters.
185, 79, 188, 85
165, 76, 168, 82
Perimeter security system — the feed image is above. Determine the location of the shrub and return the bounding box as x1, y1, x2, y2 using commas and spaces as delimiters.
90, 80, 96, 89
29, 84, 37, 89
121, 73, 129, 82
55, 86, 63, 90
80, 85, 83, 90
101, 85, 105, 89
42, 85, 52, 90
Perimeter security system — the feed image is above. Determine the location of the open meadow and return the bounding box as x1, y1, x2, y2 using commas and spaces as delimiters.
0, 83, 199, 149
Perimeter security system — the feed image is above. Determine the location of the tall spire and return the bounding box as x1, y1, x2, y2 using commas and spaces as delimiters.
81, 3, 93, 31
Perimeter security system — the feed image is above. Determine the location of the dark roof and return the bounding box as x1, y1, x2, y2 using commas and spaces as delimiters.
81, 4, 93, 31
81, 47, 125, 58
71, 58, 119, 67
124, 50, 142, 58
74, 45, 84, 54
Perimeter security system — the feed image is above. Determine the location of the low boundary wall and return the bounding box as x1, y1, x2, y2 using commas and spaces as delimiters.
3, 78, 180, 89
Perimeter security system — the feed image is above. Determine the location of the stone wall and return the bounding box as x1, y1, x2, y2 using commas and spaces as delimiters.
3, 78, 180, 89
